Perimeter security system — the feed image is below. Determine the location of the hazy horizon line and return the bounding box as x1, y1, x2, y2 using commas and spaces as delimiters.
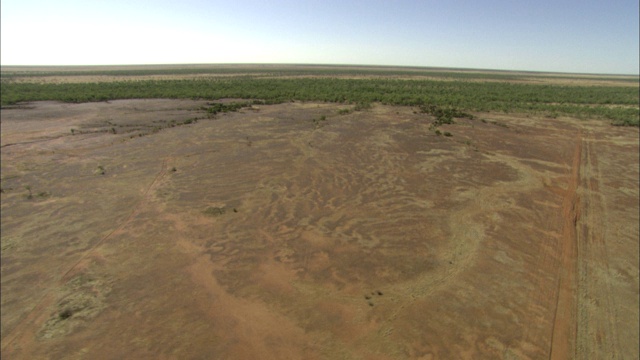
2, 63, 639, 77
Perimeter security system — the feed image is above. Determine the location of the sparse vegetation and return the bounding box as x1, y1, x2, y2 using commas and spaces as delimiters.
421, 104, 474, 133
205, 101, 253, 115
203, 206, 226, 216
24, 185, 32, 199
354, 102, 372, 111
58, 309, 73, 320
312, 115, 328, 129
364, 290, 384, 306
420, 104, 474, 125
1, 68, 637, 126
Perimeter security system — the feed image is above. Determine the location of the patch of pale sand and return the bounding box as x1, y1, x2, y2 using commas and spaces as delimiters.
185, 252, 316, 359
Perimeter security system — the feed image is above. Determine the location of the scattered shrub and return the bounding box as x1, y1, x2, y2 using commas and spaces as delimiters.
24, 185, 32, 199
203, 206, 226, 216
58, 308, 73, 320
354, 102, 372, 111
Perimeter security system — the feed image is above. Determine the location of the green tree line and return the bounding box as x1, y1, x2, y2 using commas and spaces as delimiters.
1, 78, 638, 126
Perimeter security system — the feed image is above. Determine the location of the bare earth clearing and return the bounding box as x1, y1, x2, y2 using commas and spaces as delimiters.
1, 99, 638, 359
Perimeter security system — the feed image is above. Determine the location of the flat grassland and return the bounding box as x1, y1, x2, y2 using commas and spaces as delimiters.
1, 65, 638, 359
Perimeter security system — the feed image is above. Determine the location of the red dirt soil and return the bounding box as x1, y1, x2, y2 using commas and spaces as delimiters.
1, 100, 638, 359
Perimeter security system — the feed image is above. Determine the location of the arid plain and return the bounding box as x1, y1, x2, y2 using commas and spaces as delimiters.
1, 69, 639, 359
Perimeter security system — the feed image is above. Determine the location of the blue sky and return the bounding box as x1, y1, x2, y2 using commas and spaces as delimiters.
1, 0, 638, 74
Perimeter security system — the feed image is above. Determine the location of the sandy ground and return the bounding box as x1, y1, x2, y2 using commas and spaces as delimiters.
1, 100, 638, 359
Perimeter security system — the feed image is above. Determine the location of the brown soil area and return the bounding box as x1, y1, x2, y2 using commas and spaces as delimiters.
1, 100, 638, 359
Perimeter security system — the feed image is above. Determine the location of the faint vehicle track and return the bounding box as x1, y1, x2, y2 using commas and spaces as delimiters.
61, 158, 171, 280
549, 131, 581, 359
574, 132, 621, 359
1, 158, 171, 357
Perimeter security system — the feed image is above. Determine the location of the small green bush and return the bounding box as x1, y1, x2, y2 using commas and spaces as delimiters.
204, 206, 226, 216
24, 185, 32, 199
354, 102, 372, 111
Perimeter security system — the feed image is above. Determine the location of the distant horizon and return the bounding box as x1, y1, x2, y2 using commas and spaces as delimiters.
2, 63, 639, 77
2, 0, 638, 75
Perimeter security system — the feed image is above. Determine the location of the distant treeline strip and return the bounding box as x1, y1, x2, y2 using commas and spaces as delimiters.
2, 66, 639, 84
1, 67, 526, 80
1, 78, 638, 126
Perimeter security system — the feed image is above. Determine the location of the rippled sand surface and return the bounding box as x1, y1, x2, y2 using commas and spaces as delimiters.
1, 100, 638, 359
